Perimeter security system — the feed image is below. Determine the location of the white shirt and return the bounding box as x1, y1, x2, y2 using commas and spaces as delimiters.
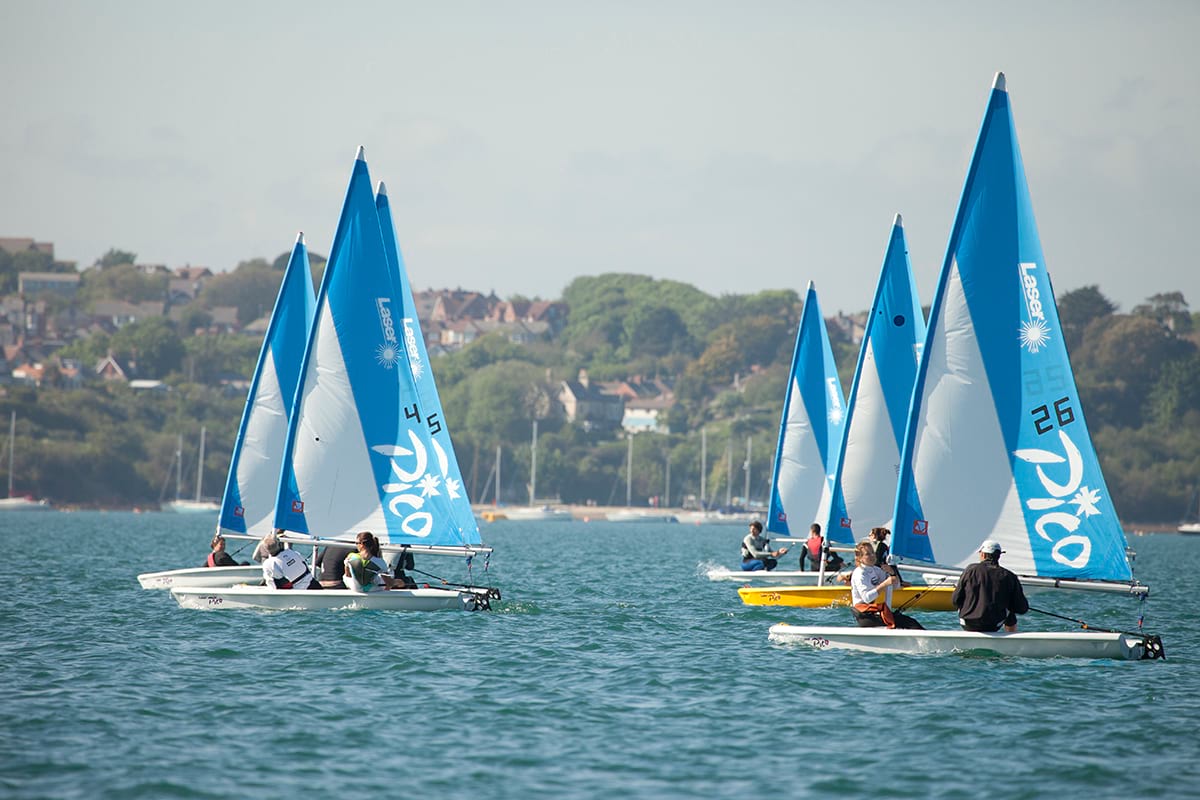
851, 564, 892, 606
262, 547, 314, 589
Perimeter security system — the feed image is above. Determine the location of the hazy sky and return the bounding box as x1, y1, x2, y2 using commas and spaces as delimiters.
2, 1, 1197, 314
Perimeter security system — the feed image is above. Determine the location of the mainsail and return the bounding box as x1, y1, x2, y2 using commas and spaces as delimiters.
891, 73, 1134, 583
273, 148, 481, 548
218, 233, 316, 536
375, 182, 480, 544
826, 215, 925, 539
765, 282, 849, 541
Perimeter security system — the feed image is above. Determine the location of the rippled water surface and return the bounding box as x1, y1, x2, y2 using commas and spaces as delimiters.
1, 513, 1197, 798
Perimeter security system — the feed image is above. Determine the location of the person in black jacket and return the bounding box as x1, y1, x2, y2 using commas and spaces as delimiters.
952, 540, 1029, 632
203, 534, 245, 568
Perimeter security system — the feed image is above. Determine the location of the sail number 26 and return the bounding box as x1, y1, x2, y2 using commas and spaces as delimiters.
1031, 397, 1075, 436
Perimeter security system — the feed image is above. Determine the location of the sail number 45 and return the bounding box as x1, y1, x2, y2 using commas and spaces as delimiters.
1031, 396, 1074, 436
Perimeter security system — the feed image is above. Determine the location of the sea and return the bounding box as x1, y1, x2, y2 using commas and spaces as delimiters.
1, 512, 1197, 799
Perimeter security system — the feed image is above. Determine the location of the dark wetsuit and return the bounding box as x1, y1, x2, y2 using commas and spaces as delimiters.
952, 560, 1029, 632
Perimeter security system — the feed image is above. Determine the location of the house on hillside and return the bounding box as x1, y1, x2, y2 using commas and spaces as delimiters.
0, 238, 54, 258
90, 300, 165, 330
597, 376, 676, 434
18, 272, 80, 299
487, 299, 569, 335
95, 353, 137, 382
11, 357, 82, 389
559, 370, 625, 433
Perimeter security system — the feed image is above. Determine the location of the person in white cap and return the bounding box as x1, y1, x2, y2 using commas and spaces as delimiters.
951, 540, 1028, 632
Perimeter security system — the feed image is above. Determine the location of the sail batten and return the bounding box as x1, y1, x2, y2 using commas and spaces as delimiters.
891, 76, 1134, 584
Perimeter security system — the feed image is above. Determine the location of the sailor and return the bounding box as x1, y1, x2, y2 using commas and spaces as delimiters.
344, 531, 394, 592
850, 540, 923, 629
315, 542, 354, 588
952, 540, 1029, 632
390, 547, 418, 589
261, 532, 321, 590
203, 534, 244, 568
741, 521, 788, 571
799, 523, 823, 571
869, 527, 894, 577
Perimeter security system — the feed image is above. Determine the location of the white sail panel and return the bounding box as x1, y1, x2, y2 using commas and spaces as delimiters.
231, 353, 288, 535
903, 263, 1036, 570
838, 340, 902, 531
774, 378, 831, 531
287, 308, 388, 537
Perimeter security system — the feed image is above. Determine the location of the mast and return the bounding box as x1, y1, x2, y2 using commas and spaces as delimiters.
626, 434, 633, 507
700, 427, 707, 510
6, 411, 14, 498
665, 449, 671, 508
725, 439, 732, 508
194, 426, 207, 502
175, 434, 183, 502
529, 419, 538, 506
743, 436, 752, 507
495, 444, 502, 506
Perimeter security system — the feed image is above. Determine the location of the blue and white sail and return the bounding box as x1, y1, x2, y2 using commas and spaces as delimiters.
826, 215, 925, 540
766, 282, 849, 541
218, 233, 316, 537
375, 182, 480, 544
273, 148, 481, 548
891, 73, 1134, 583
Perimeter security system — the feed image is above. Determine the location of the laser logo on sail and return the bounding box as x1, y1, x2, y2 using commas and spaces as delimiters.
374, 298, 401, 368
402, 318, 424, 380
1018, 262, 1051, 354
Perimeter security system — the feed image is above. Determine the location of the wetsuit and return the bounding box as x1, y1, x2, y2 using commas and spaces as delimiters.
952, 560, 1029, 632
741, 532, 777, 571
344, 553, 389, 592
205, 550, 238, 568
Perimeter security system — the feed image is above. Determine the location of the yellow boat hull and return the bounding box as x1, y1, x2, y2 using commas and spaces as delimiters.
738, 585, 957, 611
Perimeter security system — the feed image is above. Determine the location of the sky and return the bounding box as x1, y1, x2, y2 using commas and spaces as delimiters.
2, 1, 1197, 315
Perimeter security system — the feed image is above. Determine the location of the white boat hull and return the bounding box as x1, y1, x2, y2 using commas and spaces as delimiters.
0, 497, 51, 511
137, 565, 263, 589
162, 499, 221, 513
502, 507, 575, 522
768, 623, 1157, 660
1179, 523, 1200, 534
606, 511, 677, 523
707, 567, 838, 584
170, 584, 485, 611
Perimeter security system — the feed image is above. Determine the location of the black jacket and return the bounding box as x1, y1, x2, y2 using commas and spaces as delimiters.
952, 560, 1029, 631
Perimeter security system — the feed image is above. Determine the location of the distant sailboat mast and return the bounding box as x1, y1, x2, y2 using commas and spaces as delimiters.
6, 411, 14, 499
194, 426, 207, 502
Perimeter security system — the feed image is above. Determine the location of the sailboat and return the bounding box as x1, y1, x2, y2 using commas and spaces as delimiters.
503, 420, 573, 521
171, 148, 496, 611
769, 73, 1162, 659
139, 234, 315, 589
162, 427, 220, 513
0, 410, 51, 511
1179, 488, 1200, 534
719, 283, 858, 586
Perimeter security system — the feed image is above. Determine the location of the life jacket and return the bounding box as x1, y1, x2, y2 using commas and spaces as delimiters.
346, 552, 383, 587
206, 552, 217, 568
853, 602, 896, 629
806, 535, 822, 559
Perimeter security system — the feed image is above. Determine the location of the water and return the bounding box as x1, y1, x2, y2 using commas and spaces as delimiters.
1, 513, 1197, 799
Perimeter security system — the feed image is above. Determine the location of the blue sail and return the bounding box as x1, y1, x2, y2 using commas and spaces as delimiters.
765, 282, 849, 541
273, 149, 481, 547
218, 233, 315, 537
891, 74, 1132, 582
375, 183, 480, 544
826, 215, 925, 541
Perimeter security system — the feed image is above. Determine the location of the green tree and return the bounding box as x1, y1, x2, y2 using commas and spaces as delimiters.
200, 259, 288, 325
110, 317, 186, 378
79, 263, 168, 304
95, 248, 138, 269
1058, 285, 1116, 351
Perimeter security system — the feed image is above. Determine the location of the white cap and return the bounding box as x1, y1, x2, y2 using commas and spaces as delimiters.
979, 539, 1003, 554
